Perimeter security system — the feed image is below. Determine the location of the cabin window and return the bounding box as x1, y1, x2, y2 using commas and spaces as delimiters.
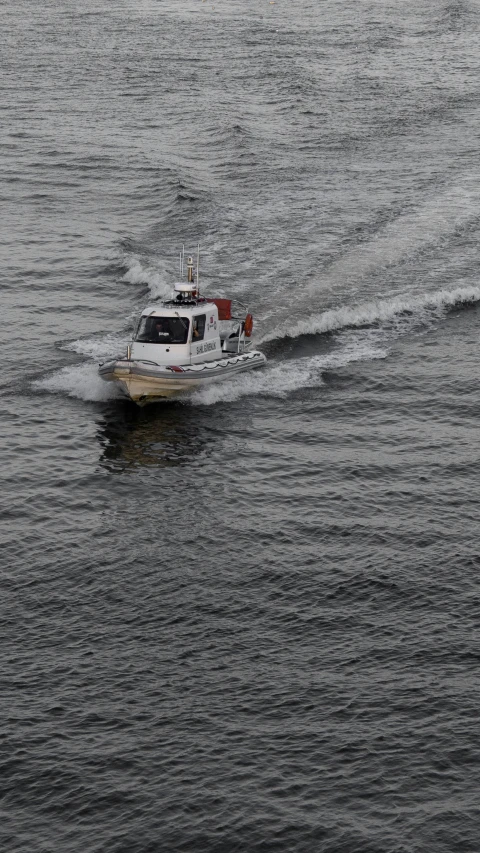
135, 316, 190, 345
192, 315, 206, 342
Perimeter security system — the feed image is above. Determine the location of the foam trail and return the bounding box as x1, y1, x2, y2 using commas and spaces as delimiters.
190, 340, 388, 406
308, 175, 480, 294
260, 284, 480, 344
35, 329, 387, 406
33, 363, 122, 402
62, 334, 129, 359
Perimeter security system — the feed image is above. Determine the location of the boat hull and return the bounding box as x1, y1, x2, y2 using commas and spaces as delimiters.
99, 351, 267, 405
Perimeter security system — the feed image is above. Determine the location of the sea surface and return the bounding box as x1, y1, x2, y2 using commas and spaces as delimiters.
2, 1, 480, 851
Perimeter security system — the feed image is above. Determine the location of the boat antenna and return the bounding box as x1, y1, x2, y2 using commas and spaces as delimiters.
197, 243, 200, 294
181, 244, 185, 278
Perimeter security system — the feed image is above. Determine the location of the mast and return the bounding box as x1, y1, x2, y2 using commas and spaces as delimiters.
197, 243, 200, 294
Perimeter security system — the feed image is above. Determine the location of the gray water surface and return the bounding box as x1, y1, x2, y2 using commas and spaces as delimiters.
2, 2, 480, 851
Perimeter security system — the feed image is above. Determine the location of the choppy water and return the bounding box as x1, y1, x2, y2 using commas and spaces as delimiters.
3, 1, 480, 851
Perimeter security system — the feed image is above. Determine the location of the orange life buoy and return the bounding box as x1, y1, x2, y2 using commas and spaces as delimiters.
244, 313, 253, 337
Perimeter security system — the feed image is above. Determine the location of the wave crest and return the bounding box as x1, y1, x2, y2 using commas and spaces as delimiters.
122, 253, 170, 299
261, 284, 480, 344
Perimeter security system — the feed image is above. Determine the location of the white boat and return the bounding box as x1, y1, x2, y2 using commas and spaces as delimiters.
99, 248, 267, 405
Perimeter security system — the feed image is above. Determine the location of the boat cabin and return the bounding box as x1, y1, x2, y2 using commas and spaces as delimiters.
130, 280, 249, 366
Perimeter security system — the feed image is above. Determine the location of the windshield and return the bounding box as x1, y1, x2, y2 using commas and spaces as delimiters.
135, 315, 190, 345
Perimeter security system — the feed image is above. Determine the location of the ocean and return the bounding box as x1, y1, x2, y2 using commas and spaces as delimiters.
2, 1, 480, 851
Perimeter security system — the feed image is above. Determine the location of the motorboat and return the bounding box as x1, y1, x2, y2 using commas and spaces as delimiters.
99, 248, 267, 405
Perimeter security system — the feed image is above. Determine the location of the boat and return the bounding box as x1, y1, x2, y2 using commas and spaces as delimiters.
99, 247, 267, 405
